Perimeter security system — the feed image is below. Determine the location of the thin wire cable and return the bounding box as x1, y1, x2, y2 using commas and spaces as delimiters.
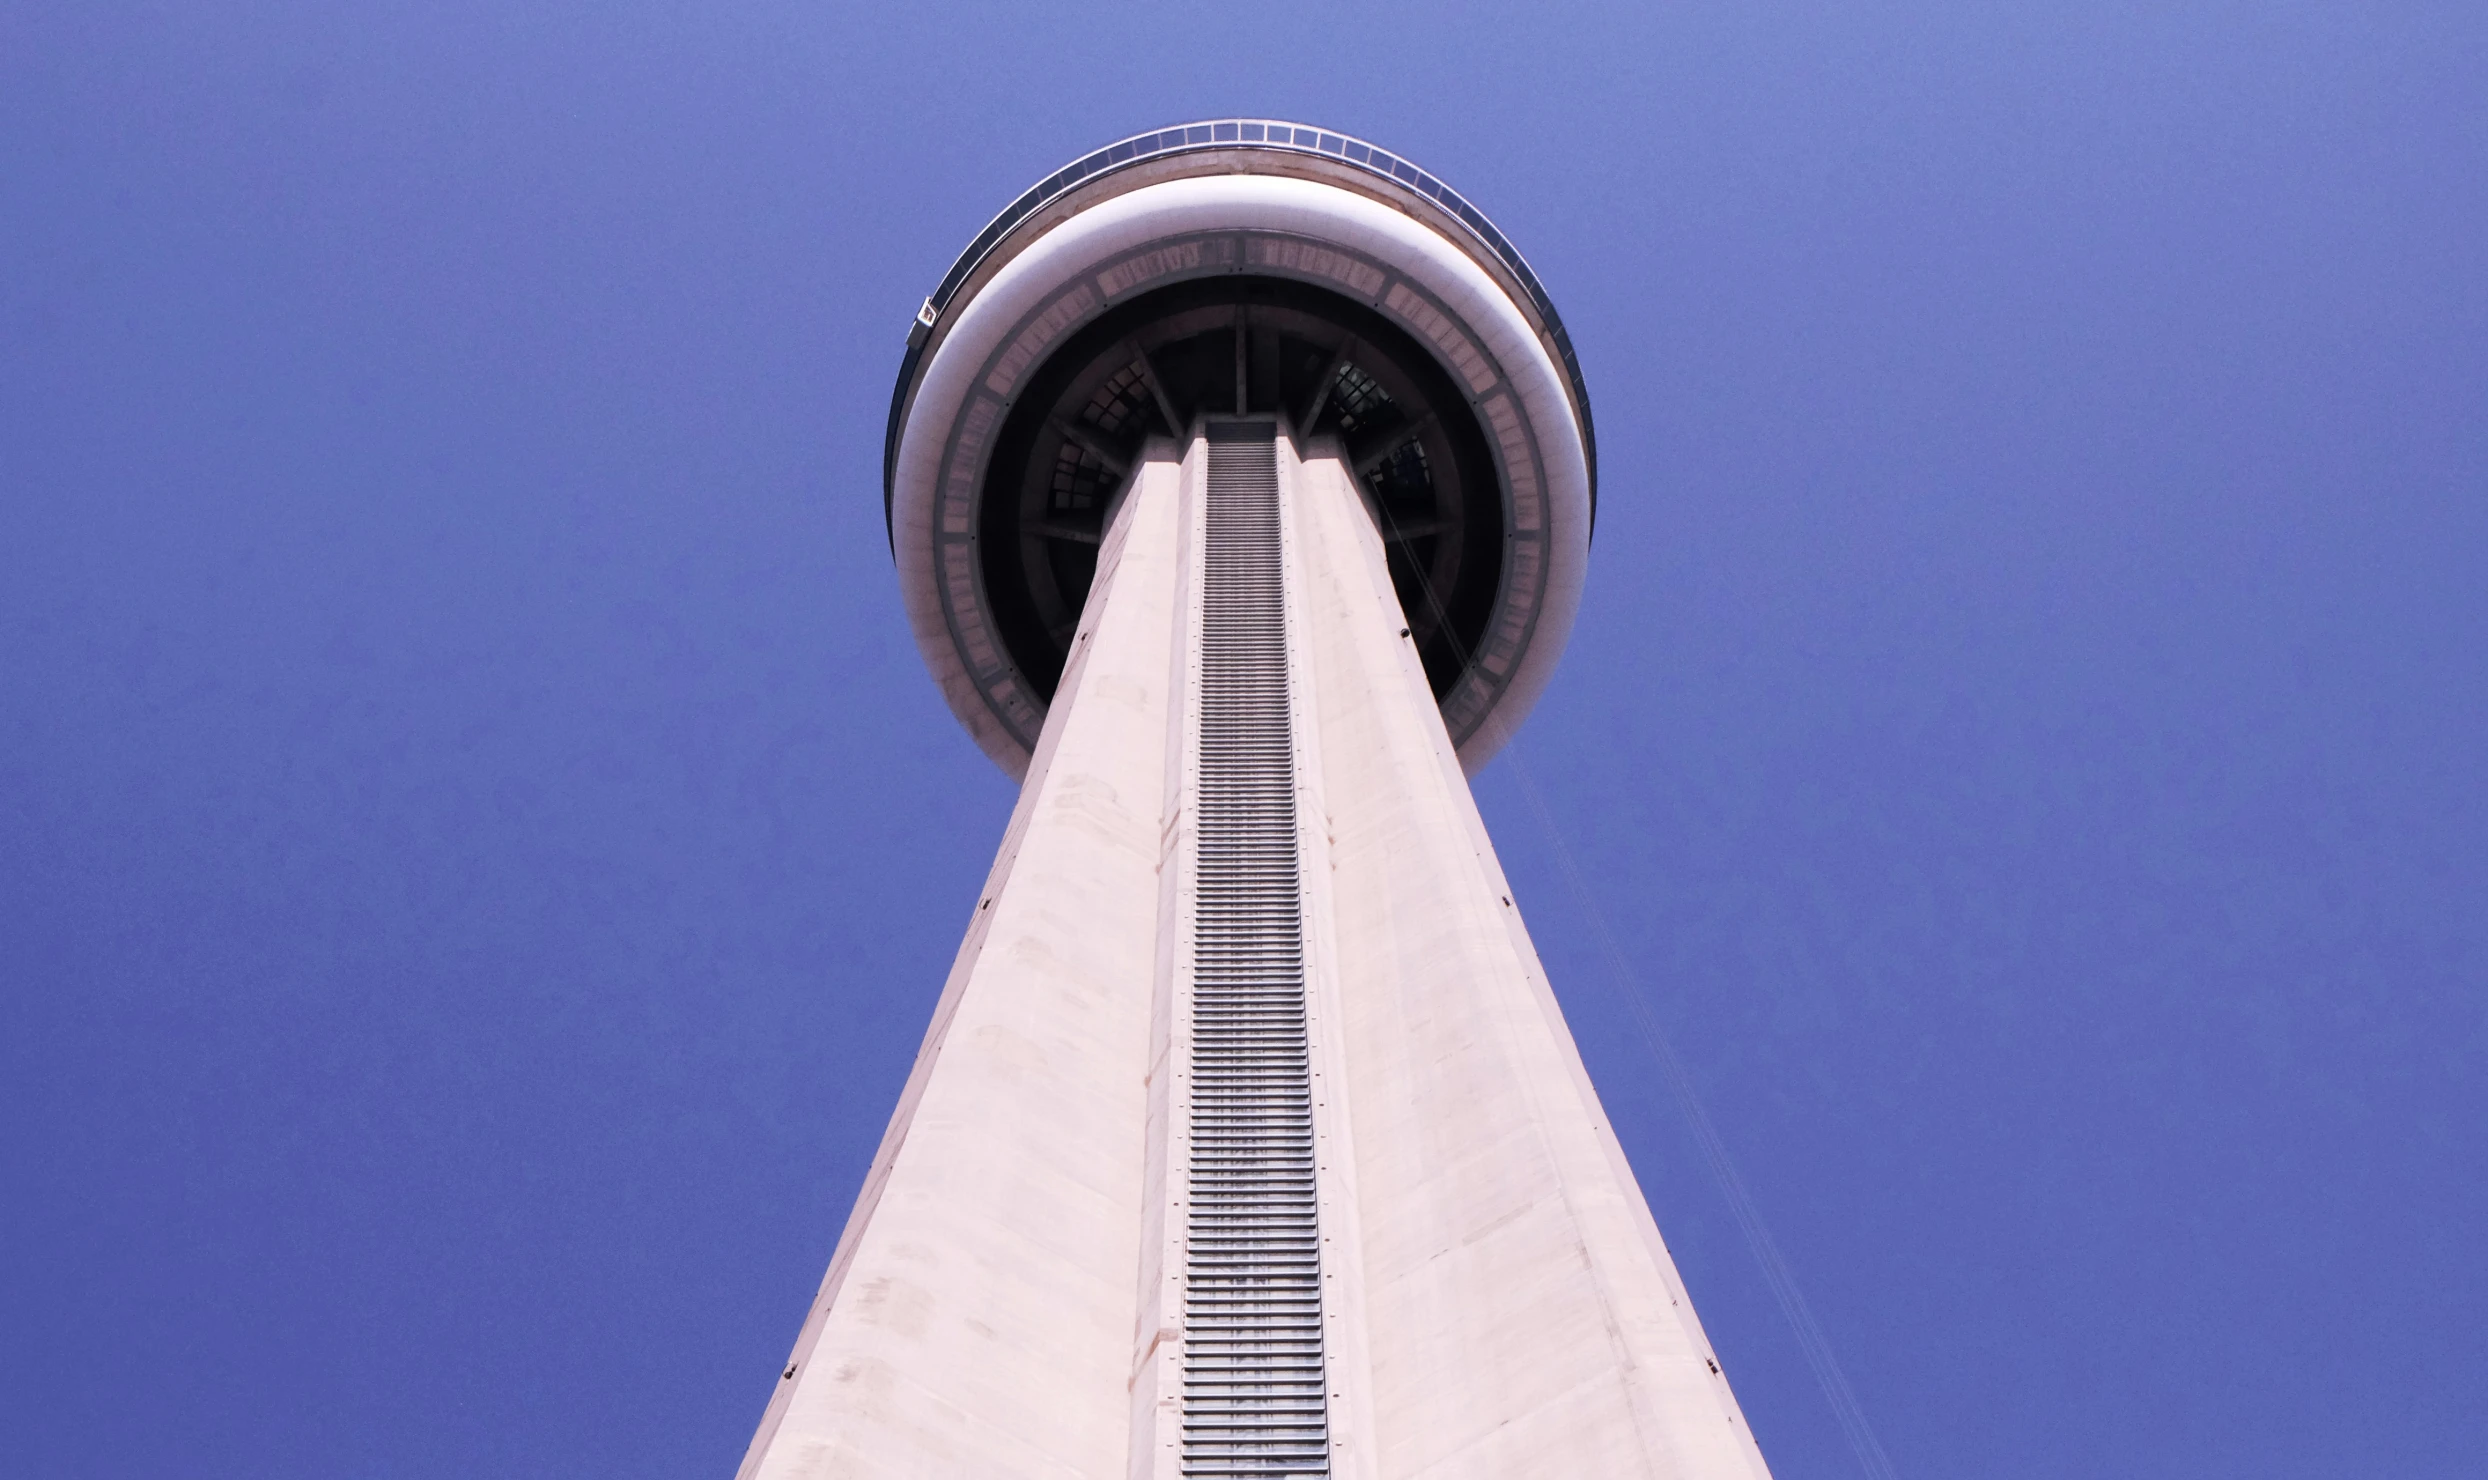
1502, 755, 1901, 1480
1357, 463, 1900, 1480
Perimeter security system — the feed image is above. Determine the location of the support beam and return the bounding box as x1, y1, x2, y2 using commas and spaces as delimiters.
1233, 306, 1249, 416
1127, 339, 1186, 439
1350, 411, 1439, 476
1051, 415, 1132, 476
1298, 334, 1360, 435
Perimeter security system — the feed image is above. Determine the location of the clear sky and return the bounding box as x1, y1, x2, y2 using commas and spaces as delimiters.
3, 3, 2481, 1476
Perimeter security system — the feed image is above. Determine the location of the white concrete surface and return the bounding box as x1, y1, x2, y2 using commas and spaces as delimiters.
736, 442, 1188, 1480
745, 430, 1769, 1478
1284, 439, 1773, 1479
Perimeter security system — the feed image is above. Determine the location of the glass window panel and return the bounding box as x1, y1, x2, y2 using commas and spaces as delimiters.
1240, 123, 1264, 141
1319, 133, 1344, 153
1214, 122, 1238, 141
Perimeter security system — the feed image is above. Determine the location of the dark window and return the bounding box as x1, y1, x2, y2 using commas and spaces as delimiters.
1047, 440, 1116, 512
1366, 438, 1432, 511
1083, 361, 1153, 437
1328, 363, 1395, 435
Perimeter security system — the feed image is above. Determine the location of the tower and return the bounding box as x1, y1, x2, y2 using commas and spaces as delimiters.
740, 121, 1773, 1480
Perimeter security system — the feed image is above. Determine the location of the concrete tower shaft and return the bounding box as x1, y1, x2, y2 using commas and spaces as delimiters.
744, 427, 1770, 1478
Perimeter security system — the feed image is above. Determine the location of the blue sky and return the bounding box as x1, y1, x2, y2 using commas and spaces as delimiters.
3, 3, 2482, 1475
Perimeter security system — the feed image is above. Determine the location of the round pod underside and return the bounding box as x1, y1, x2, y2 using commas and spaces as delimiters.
888, 125, 1594, 778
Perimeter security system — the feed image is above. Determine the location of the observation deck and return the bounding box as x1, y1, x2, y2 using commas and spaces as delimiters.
885, 120, 1597, 776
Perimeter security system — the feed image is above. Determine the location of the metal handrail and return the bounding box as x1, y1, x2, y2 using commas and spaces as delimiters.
882, 120, 1598, 537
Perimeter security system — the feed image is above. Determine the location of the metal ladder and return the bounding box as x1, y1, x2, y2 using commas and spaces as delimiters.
1182, 423, 1331, 1478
